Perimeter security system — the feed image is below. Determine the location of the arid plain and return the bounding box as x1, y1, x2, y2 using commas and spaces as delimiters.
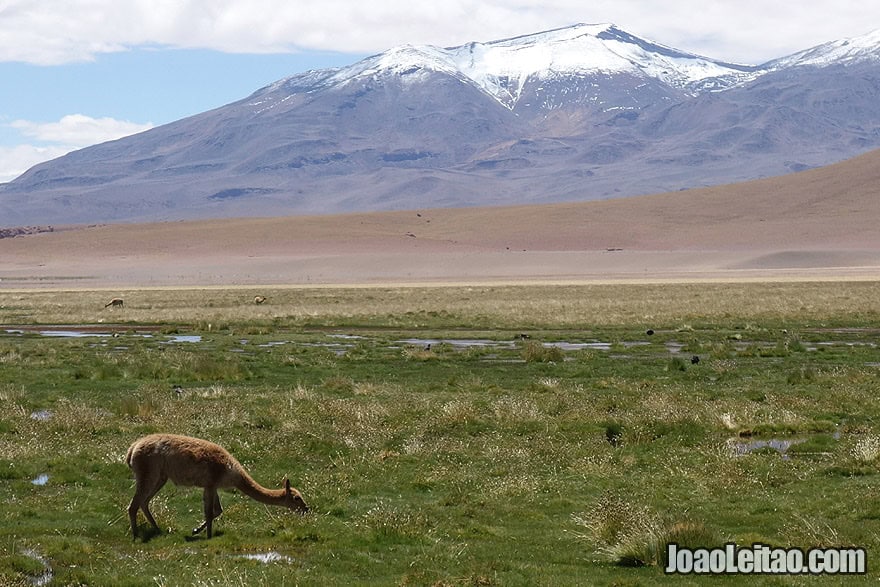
3, 147, 880, 288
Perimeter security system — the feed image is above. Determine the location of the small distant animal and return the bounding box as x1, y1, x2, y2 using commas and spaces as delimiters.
105, 298, 124, 308
691, 355, 701, 365
126, 433, 308, 539
253, 295, 267, 304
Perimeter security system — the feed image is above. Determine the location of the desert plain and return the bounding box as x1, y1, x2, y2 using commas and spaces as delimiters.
2, 147, 880, 288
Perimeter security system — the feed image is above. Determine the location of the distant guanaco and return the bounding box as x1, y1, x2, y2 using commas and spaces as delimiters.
253, 295, 267, 304
126, 433, 308, 539
105, 298, 124, 308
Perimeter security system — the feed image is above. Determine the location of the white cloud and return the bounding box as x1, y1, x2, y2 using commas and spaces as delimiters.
0, 0, 878, 65
1, 115, 153, 183
0, 144, 72, 183
10, 114, 153, 146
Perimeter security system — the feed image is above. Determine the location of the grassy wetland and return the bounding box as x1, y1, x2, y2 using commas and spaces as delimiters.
2, 281, 880, 585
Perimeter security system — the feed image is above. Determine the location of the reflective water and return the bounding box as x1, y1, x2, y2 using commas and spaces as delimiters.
164, 335, 202, 343
729, 432, 840, 460
21, 549, 53, 586
39, 330, 109, 338
397, 338, 516, 349
729, 438, 806, 459
239, 552, 294, 564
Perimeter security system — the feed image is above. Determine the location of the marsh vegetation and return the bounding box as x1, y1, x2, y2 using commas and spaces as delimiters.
1, 282, 880, 584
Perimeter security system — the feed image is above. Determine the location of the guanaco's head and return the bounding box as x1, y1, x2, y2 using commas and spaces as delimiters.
283, 478, 309, 514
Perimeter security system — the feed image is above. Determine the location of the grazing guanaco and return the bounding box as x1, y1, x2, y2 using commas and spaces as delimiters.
126, 433, 308, 539
105, 298, 124, 308
253, 295, 267, 304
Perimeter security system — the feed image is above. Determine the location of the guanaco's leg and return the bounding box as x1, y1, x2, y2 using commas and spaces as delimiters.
197, 487, 223, 538
193, 491, 223, 535
140, 474, 167, 531
129, 471, 167, 538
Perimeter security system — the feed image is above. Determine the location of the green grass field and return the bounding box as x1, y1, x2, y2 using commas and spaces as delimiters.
1, 282, 880, 585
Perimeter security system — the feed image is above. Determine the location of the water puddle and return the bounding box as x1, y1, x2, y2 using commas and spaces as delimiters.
543, 342, 611, 351
729, 431, 840, 460
164, 335, 202, 343
239, 551, 294, 564
809, 341, 877, 350
730, 438, 807, 459
21, 549, 53, 586
31, 474, 49, 486
317, 343, 353, 356
397, 338, 516, 349
39, 330, 110, 338
4, 328, 156, 340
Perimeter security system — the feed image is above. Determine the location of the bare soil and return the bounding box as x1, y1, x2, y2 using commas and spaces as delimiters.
3, 148, 880, 288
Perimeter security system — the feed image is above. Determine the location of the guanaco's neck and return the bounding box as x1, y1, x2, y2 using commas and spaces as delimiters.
234, 470, 286, 506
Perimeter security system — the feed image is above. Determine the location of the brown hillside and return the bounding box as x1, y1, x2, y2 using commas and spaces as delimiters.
2, 148, 880, 287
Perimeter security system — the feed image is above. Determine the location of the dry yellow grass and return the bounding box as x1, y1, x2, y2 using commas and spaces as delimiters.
1, 280, 879, 327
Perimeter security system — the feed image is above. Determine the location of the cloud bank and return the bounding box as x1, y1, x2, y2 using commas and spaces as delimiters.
1, 115, 153, 183
1, 0, 876, 65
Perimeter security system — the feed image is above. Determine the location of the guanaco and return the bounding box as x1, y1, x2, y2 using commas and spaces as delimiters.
126, 433, 308, 539
105, 298, 124, 308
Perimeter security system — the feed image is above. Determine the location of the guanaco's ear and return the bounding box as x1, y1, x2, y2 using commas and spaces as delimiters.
284, 477, 291, 493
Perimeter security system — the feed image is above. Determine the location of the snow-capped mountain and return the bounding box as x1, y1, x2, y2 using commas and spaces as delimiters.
270, 23, 759, 111
3, 23, 880, 226
766, 28, 880, 69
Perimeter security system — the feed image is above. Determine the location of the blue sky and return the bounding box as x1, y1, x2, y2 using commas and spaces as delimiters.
1, 0, 877, 183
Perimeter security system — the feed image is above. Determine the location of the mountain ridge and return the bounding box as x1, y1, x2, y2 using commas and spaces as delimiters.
3, 23, 880, 227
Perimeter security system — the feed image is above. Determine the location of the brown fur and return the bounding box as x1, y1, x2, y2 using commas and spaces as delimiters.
126, 433, 308, 539
105, 297, 124, 308
253, 295, 267, 304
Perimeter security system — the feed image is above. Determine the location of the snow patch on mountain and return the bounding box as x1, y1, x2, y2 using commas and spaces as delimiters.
766, 28, 880, 69
266, 23, 762, 110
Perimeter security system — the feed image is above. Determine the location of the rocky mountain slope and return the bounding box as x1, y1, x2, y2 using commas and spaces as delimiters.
2, 23, 880, 226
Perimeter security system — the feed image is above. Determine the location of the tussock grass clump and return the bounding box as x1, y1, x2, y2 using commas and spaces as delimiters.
851, 435, 880, 463
602, 421, 624, 446
521, 341, 564, 363
491, 397, 540, 423
321, 375, 356, 394
356, 501, 433, 541
401, 345, 439, 361
574, 494, 722, 567
787, 366, 818, 385
666, 357, 688, 372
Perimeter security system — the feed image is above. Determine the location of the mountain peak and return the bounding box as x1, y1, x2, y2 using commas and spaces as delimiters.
5, 22, 880, 228
310, 23, 759, 109
767, 28, 880, 69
